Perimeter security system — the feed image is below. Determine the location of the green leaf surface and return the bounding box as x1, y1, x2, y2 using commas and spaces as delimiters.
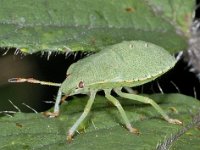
0, 94, 199, 149
0, 0, 194, 54
146, 0, 194, 36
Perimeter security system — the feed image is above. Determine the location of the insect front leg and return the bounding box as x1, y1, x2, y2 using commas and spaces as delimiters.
114, 88, 182, 125
104, 89, 139, 134
67, 90, 97, 142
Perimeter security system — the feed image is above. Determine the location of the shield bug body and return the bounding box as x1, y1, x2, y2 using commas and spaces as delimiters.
9, 41, 182, 142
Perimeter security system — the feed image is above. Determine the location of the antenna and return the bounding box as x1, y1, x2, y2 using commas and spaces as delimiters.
8, 78, 61, 87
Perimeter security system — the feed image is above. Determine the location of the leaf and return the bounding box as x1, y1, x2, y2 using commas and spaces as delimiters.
0, 93, 199, 149
146, 0, 194, 36
157, 111, 200, 150
0, 0, 194, 54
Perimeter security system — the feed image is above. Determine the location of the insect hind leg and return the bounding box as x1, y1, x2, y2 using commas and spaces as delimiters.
104, 89, 139, 134
114, 88, 182, 125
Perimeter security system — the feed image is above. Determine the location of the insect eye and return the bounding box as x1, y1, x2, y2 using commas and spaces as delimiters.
78, 81, 84, 88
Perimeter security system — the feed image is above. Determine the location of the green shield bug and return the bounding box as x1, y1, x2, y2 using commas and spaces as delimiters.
9, 40, 182, 142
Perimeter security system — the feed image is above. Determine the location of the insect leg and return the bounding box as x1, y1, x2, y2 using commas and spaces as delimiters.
114, 88, 182, 125
104, 89, 139, 134
53, 88, 62, 114
123, 87, 138, 94
43, 88, 62, 117
67, 90, 97, 142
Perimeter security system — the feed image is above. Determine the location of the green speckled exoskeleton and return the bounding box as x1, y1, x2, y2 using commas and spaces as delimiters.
9, 41, 182, 142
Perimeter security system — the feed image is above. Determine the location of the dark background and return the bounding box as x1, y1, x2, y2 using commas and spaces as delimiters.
0, 1, 200, 113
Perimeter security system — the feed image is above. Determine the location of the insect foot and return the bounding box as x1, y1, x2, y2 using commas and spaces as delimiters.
67, 133, 73, 143
128, 125, 140, 135
167, 118, 183, 125
42, 111, 59, 118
